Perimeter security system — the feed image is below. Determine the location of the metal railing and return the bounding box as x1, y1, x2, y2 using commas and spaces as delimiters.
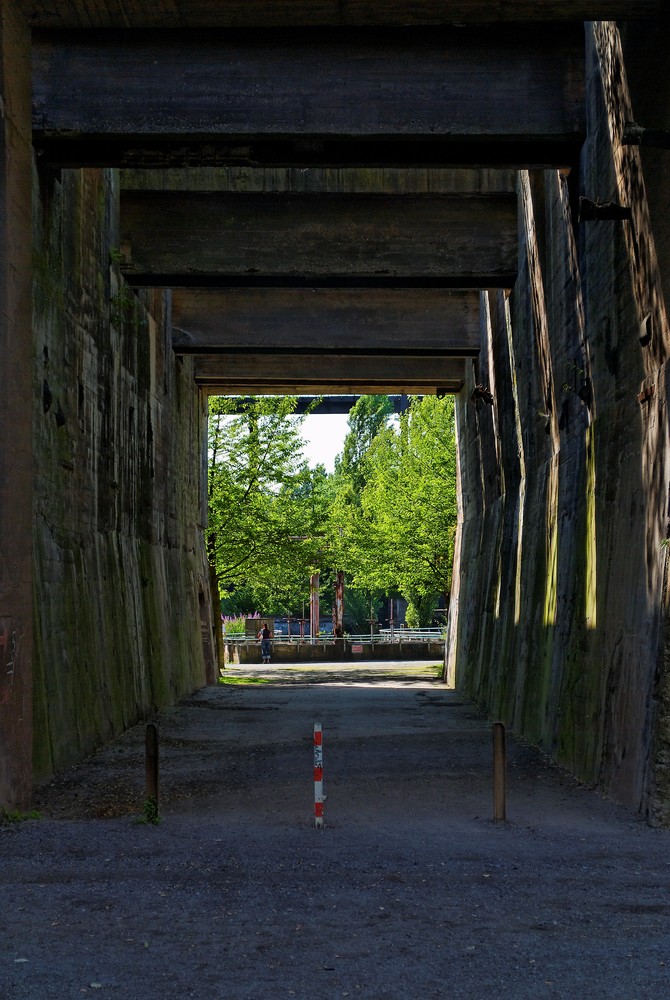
378, 627, 444, 642
223, 628, 445, 644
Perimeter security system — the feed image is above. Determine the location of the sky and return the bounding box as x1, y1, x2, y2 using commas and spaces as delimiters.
299, 413, 350, 472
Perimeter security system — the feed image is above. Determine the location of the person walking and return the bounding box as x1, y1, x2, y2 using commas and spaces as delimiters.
259, 622, 272, 664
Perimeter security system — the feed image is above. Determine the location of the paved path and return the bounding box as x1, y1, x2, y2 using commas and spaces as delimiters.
2, 662, 670, 999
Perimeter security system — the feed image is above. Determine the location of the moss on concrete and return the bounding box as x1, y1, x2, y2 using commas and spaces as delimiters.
31, 166, 216, 783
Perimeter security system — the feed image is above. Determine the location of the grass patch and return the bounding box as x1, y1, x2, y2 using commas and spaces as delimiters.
136, 797, 161, 826
2, 809, 42, 823
218, 674, 272, 685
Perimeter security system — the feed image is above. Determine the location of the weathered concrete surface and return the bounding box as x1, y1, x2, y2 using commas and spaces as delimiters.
16, 1, 664, 28
32, 27, 585, 144
120, 191, 518, 286
31, 165, 217, 782
4, 7, 669, 831
0, 2, 33, 809
448, 19, 670, 822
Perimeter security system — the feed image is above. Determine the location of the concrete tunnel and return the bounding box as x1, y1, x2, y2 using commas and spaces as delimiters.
1, 1, 670, 823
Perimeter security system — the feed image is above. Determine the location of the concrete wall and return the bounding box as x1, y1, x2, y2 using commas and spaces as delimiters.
31, 165, 216, 780
0, 1, 33, 808
448, 19, 670, 822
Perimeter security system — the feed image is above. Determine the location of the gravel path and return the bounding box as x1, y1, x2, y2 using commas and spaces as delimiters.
2, 662, 669, 999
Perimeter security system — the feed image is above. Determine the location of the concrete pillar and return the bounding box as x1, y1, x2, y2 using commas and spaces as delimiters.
0, 2, 33, 809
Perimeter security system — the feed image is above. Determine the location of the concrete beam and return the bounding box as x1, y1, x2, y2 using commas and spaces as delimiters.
32, 27, 585, 168
193, 354, 466, 393
171, 289, 481, 355
0, 2, 33, 809
121, 192, 518, 287
202, 380, 463, 394
203, 381, 463, 395
21, 1, 662, 28
120, 166, 519, 196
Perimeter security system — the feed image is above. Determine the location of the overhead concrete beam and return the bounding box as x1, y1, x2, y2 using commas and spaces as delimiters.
171, 289, 481, 355
121, 192, 518, 287
21, 1, 662, 28
201, 379, 464, 395
120, 166, 519, 196
32, 27, 585, 168
193, 354, 466, 394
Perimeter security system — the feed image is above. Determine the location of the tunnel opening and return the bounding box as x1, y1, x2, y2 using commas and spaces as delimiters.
1, 7, 669, 828
207, 391, 458, 676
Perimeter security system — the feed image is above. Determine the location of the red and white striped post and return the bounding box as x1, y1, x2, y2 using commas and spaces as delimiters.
314, 723, 324, 828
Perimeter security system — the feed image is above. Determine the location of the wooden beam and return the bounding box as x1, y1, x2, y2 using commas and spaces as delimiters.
121, 192, 517, 287
32, 27, 585, 168
171, 289, 481, 355
21, 2, 662, 29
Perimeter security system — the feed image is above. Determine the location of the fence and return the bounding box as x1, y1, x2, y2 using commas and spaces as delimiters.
223, 627, 445, 645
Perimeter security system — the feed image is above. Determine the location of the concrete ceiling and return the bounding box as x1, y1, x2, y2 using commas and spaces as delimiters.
24, 1, 622, 394
20, 1, 662, 28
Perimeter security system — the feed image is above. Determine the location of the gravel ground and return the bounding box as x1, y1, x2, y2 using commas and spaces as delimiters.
2, 661, 670, 1000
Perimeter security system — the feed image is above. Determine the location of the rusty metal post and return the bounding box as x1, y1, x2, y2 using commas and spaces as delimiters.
333, 571, 345, 637
309, 573, 320, 644
146, 723, 159, 809
492, 722, 506, 823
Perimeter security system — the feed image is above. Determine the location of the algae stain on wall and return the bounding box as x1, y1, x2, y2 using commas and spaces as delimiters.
32, 166, 215, 781
584, 423, 598, 630
450, 20, 670, 817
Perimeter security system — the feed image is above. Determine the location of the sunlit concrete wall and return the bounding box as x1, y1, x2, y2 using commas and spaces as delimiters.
448, 19, 670, 822
31, 165, 216, 780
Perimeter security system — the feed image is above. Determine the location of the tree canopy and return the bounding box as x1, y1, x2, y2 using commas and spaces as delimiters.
207, 393, 458, 628
327, 395, 457, 626
207, 395, 330, 616
336, 394, 394, 494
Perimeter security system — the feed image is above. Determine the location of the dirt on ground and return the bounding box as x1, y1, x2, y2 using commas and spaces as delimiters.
2, 661, 670, 1000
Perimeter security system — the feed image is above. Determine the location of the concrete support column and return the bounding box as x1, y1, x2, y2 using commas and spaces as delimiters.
0, 2, 33, 809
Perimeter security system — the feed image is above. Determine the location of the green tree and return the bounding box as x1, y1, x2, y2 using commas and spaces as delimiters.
329, 395, 457, 626
336, 394, 394, 494
325, 394, 393, 625
207, 396, 328, 615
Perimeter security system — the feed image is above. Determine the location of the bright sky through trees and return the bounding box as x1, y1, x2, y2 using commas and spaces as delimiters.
300, 413, 350, 471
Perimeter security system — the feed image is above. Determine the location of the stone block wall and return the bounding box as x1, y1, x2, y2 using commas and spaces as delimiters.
448, 19, 670, 822
31, 165, 215, 780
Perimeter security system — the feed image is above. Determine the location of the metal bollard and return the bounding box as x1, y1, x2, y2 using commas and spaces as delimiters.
492, 721, 506, 823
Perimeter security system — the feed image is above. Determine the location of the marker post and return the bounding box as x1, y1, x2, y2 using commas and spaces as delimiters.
314, 723, 324, 828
